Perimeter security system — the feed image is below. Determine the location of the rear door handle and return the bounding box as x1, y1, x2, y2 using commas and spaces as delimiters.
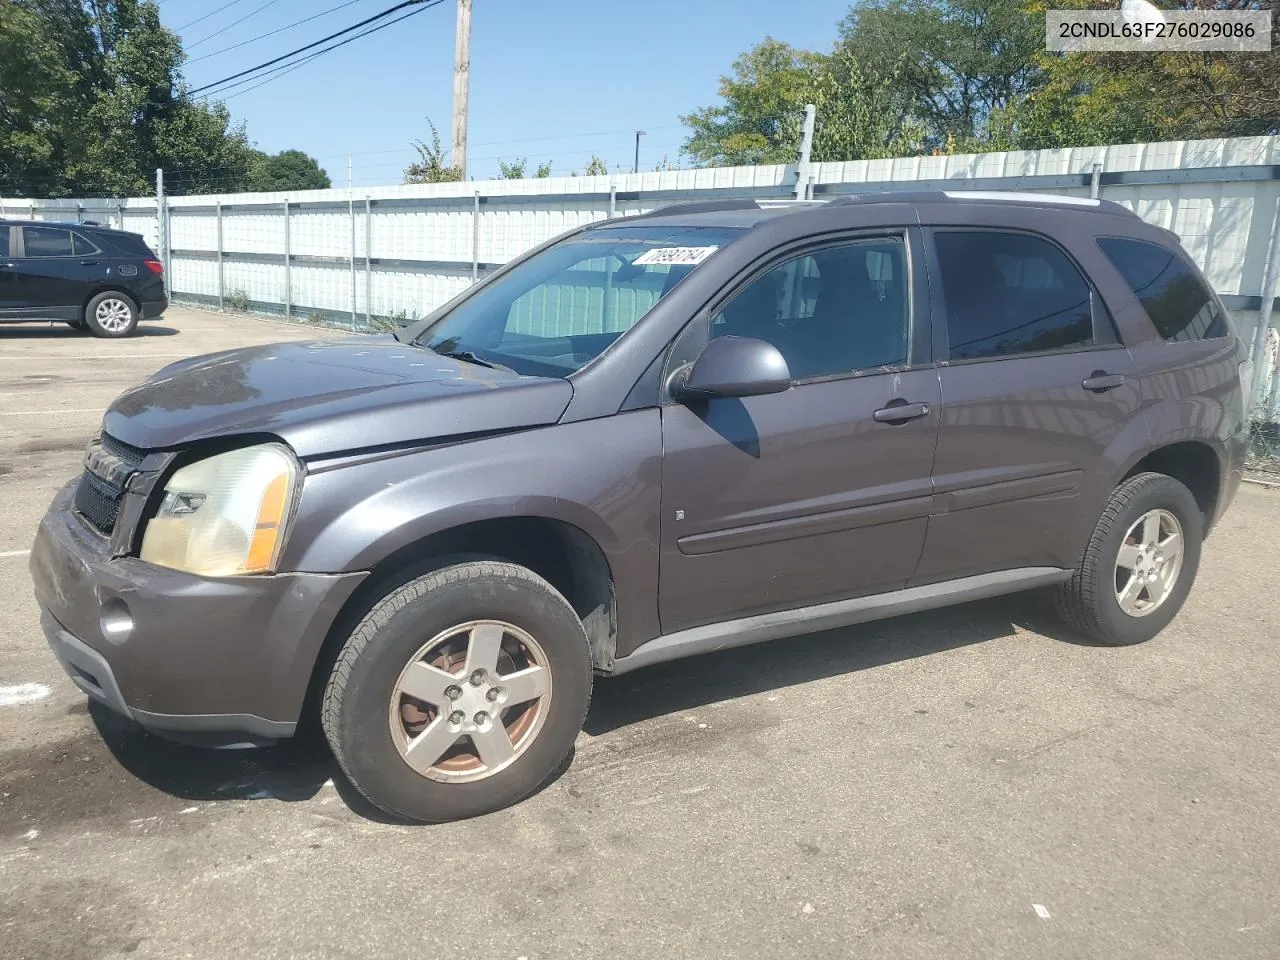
873, 400, 931, 424
80, 260, 100, 266
1082, 371, 1126, 393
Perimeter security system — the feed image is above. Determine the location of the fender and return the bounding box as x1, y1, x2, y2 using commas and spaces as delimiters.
280, 410, 665, 647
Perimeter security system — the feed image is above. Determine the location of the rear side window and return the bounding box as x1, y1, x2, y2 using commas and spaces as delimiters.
934, 231, 1102, 361
72, 233, 98, 256
22, 226, 75, 258
1097, 237, 1228, 342
0, 227, 11, 258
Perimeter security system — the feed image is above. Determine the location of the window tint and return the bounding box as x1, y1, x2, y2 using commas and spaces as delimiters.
710, 237, 909, 381
1097, 237, 1228, 342
22, 226, 75, 258
934, 231, 1096, 361
72, 233, 97, 256
0, 227, 10, 259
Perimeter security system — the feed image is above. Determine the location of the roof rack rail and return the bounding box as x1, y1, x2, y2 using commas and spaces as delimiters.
628, 199, 762, 219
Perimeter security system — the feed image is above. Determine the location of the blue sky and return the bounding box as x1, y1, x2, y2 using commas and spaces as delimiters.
160, 0, 853, 185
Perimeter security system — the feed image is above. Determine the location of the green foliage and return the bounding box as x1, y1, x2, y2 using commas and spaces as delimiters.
247, 149, 331, 192
225, 289, 250, 312
683, 0, 1279, 165
498, 158, 527, 179
534, 160, 553, 178
0, 0, 324, 197
582, 156, 608, 176
681, 38, 821, 166
404, 119, 463, 184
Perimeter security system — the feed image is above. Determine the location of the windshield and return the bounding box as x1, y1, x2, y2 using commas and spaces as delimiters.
412, 225, 744, 376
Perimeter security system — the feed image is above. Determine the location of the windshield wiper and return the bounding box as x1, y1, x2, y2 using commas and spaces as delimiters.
431, 348, 515, 373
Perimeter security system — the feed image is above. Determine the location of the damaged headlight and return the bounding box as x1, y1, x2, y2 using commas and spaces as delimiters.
139, 444, 299, 576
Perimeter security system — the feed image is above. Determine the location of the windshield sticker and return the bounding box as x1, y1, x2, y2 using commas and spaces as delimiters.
632, 246, 719, 266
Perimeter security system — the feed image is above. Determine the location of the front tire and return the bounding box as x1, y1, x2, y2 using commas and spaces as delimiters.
321, 559, 593, 823
84, 291, 139, 338
1054, 472, 1202, 646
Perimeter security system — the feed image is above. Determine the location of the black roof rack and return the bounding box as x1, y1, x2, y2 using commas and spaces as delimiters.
627, 199, 762, 220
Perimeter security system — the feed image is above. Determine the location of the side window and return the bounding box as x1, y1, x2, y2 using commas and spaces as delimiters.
72, 233, 97, 256
0, 227, 10, 259
1097, 237, 1228, 342
710, 237, 909, 381
934, 231, 1099, 361
21, 227, 75, 258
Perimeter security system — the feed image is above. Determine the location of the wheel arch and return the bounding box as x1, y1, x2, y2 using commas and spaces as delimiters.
1111, 439, 1223, 533
83, 285, 139, 317
298, 514, 617, 731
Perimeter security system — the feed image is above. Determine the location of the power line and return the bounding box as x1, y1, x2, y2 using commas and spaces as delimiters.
190, 0, 432, 95
175, 0, 250, 32
207, 3, 438, 101
187, 0, 284, 51
186, 0, 368, 64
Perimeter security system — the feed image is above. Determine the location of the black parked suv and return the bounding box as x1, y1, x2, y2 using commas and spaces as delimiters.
32, 192, 1248, 822
1, 219, 167, 337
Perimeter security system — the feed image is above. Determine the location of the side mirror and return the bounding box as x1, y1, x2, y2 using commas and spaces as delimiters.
670, 335, 792, 401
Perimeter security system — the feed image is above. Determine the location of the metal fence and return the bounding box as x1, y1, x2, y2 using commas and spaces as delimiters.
4, 135, 1280, 477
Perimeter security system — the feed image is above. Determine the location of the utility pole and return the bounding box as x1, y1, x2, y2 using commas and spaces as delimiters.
451, 0, 472, 178
347, 154, 353, 189
634, 130, 645, 174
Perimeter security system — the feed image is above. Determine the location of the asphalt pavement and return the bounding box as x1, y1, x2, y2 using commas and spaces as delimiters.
1, 307, 1278, 959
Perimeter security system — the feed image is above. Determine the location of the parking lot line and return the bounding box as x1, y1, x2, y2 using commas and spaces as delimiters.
0, 353, 193, 361
0, 549, 32, 559
0, 409, 102, 416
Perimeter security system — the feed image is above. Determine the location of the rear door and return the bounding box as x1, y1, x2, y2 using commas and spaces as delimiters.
912, 226, 1142, 584
658, 229, 941, 632
13, 225, 100, 314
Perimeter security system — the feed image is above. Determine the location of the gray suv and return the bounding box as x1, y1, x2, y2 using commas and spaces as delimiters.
31, 192, 1249, 822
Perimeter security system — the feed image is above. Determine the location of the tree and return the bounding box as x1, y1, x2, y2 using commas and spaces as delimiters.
403, 119, 463, 184
681, 38, 821, 166
1010, 0, 1280, 149
534, 160, 552, 178
583, 156, 608, 176
245, 149, 330, 192
498, 158, 528, 179
808, 46, 928, 161
0, 0, 257, 196
837, 0, 1045, 152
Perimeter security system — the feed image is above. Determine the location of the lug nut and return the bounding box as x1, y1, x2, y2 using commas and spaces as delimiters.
473, 711, 488, 725
445, 685, 462, 701
486, 688, 502, 702
469, 670, 485, 686
449, 711, 465, 725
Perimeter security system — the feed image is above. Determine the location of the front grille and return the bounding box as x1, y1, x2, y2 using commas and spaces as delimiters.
74, 433, 147, 534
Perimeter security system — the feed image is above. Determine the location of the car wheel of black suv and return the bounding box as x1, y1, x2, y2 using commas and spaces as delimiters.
1055, 472, 1203, 646
321, 558, 593, 823
84, 291, 139, 338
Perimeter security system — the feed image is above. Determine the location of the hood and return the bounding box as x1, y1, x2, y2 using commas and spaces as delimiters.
103, 337, 574, 457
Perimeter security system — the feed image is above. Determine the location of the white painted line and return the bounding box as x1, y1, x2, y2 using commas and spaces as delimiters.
22, 829, 39, 842
0, 683, 52, 708
179, 806, 199, 815
1033, 904, 1052, 920
0, 409, 102, 416
0, 549, 31, 559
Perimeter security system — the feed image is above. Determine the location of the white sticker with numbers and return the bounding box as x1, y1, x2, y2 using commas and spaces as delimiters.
632, 246, 719, 266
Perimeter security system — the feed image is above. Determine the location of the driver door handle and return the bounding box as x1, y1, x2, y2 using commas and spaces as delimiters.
873, 400, 931, 424
1082, 371, 1126, 393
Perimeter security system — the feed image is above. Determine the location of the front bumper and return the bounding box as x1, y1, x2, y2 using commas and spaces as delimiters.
31, 480, 366, 746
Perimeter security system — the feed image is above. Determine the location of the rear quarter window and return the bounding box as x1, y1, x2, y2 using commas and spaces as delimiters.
1096, 237, 1228, 342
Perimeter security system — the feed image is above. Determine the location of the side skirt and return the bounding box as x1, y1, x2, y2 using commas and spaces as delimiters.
609, 567, 1072, 675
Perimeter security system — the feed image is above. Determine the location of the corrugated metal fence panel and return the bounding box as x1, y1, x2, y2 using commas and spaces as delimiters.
5, 136, 1278, 327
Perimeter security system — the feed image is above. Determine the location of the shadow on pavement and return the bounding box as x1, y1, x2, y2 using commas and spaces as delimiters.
585, 591, 1085, 736
0, 324, 179, 339
52, 592, 1084, 824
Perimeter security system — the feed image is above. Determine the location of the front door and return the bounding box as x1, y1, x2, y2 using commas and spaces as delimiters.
912, 227, 1142, 584
658, 233, 941, 634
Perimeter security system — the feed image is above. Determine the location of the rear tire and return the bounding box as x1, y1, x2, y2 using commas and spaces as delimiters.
1054, 472, 1202, 646
84, 291, 139, 338
321, 559, 592, 823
